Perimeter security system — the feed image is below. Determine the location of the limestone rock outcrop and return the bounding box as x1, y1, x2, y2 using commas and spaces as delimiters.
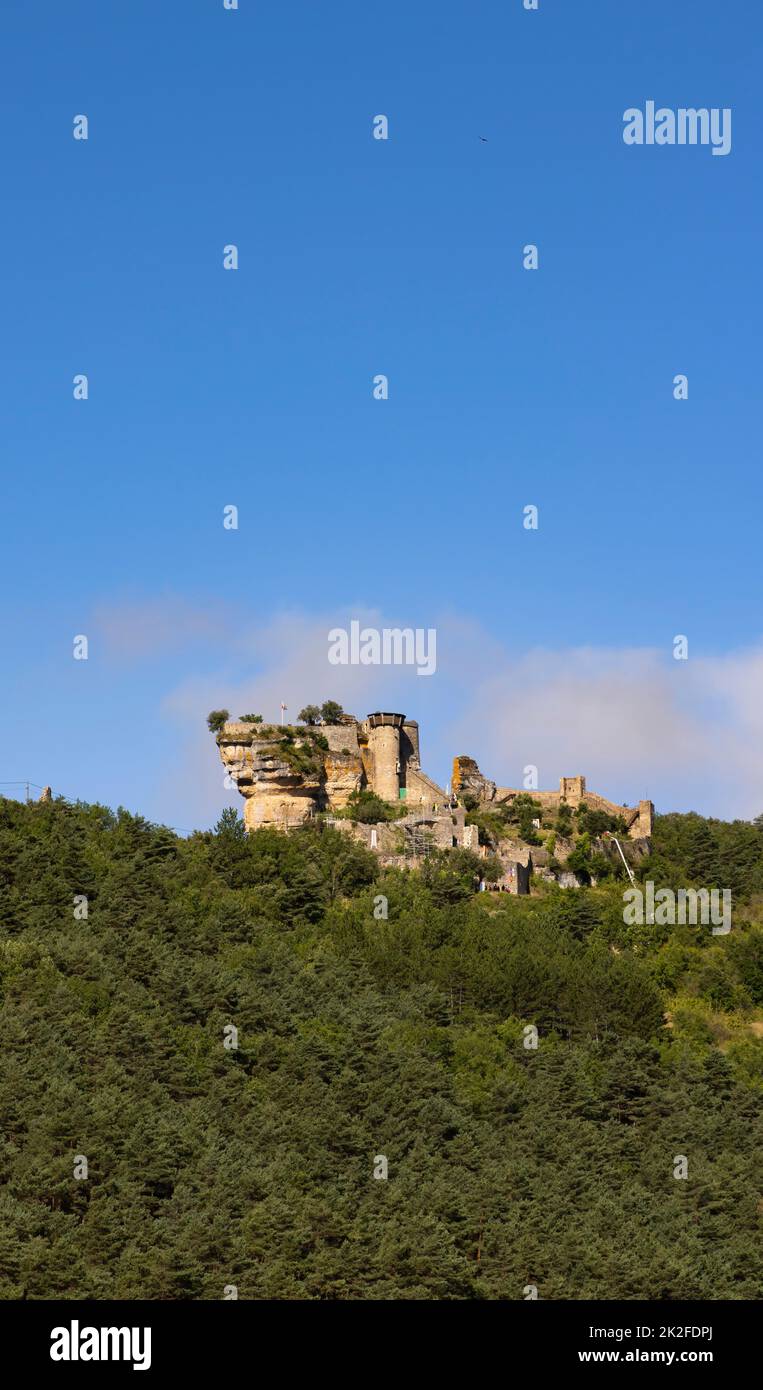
213, 711, 653, 871
323, 750, 363, 809
216, 711, 451, 829
217, 723, 325, 830
452, 755, 496, 804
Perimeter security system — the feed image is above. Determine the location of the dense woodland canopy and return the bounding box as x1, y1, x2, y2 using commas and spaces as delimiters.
0, 795, 761, 1300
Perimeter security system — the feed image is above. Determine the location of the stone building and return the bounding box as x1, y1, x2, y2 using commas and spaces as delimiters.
217, 710, 463, 833
215, 710, 653, 892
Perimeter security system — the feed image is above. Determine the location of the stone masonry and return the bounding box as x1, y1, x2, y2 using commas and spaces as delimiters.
452, 759, 653, 839
217, 710, 460, 833
215, 712, 654, 892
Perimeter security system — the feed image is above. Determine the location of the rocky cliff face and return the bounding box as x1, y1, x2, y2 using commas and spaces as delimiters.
217, 723, 326, 830
323, 750, 363, 809
452, 755, 496, 803
217, 722, 366, 829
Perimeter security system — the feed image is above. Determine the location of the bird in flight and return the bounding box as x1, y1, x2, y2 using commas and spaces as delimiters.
479, 136, 488, 142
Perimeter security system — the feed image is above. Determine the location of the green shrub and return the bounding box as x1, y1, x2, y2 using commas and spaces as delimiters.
338, 789, 403, 824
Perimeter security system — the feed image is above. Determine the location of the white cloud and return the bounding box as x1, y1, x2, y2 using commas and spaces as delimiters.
445, 639, 763, 820
122, 600, 763, 827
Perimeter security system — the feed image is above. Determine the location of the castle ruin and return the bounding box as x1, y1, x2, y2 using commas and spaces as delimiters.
216, 711, 653, 891
452, 759, 654, 839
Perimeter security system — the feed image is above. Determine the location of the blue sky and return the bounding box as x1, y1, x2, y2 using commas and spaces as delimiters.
1, 0, 761, 828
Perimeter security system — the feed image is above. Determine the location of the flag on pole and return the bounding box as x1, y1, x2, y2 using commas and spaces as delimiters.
280, 702, 288, 726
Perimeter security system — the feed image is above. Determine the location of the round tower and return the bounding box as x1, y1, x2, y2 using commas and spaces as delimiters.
366, 712, 405, 802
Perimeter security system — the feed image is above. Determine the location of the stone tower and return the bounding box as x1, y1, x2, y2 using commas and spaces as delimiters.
366, 711, 405, 802
559, 775, 586, 805
401, 718, 420, 768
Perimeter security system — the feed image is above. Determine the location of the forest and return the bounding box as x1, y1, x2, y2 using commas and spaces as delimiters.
0, 794, 761, 1300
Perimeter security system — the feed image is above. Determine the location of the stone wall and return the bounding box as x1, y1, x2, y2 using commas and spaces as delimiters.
491, 775, 653, 840
330, 804, 475, 857
215, 714, 654, 849
320, 723, 360, 755
494, 859, 531, 895
405, 766, 449, 811
218, 710, 449, 830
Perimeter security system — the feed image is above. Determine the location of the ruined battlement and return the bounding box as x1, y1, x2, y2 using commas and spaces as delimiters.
452, 756, 653, 839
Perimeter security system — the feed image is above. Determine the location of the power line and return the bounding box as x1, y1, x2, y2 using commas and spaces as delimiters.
0, 780, 46, 804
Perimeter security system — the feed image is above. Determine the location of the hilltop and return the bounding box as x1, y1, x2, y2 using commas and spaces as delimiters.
210, 705, 655, 892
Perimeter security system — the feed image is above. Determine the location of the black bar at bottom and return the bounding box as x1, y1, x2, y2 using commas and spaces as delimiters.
1, 1298, 756, 1377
